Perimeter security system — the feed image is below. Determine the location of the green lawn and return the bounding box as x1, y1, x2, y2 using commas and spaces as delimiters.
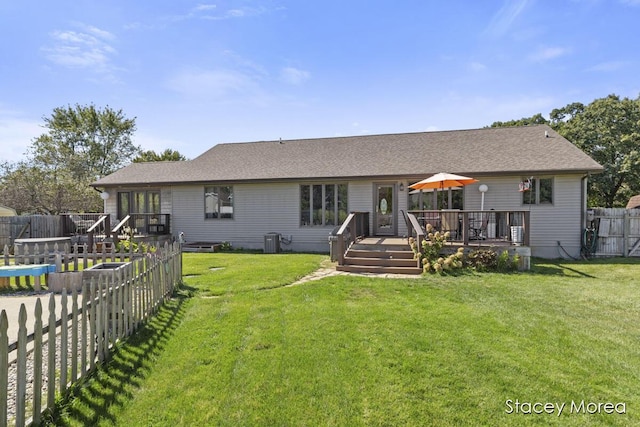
49, 254, 640, 426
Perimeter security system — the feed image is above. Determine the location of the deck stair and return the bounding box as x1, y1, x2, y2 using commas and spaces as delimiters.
336, 238, 422, 275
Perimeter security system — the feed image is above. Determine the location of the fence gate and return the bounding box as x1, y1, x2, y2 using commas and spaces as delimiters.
591, 208, 640, 257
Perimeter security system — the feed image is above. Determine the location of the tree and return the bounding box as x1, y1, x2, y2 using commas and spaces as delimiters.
0, 161, 103, 214
550, 94, 640, 207
30, 104, 139, 180
0, 104, 139, 214
489, 113, 549, 128
133, 148, 187, 162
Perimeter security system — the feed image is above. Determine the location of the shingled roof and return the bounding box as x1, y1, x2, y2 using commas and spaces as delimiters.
93, 125, 603, 187
627, 195, 640, 209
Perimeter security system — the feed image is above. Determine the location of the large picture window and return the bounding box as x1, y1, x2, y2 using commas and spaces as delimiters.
522, 177, 553, 205
205, 186, 234, 219
300, 184, 348, 226
117, 190, 160, 219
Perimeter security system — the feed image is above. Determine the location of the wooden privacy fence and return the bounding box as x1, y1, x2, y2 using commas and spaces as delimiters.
0, 242, 182, 426
590, 208, 640, 257
0, 216, 65, 249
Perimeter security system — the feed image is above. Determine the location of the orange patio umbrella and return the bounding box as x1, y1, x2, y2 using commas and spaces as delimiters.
409, 172, 478, 210
409, 172, 478, 191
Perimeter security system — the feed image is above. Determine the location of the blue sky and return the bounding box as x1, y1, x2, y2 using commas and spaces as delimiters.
1, 0, 639, 163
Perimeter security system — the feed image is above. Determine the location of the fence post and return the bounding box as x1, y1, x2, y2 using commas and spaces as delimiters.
33, 299, 43, 425
81, 281, 88, 377
623, 210, 629, 257
60, 290, 68, 396
16, 305, 27, 426
47, 294, 56, 411
0, 311, 8, 426
89, 280, 97, 371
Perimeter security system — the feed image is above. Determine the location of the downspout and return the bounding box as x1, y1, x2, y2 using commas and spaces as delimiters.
581, 174, 589, 229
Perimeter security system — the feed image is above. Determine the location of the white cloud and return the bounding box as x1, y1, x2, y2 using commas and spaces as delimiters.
469, 62, 487, 72
587, 61, 627, 72
527, 46, 570, 62
280, 67, 311, 85
42, 24, 118, 75
484, 0, 530, 37
194, 4, 217, 12
171, 4, 265, 21
167, 68, 260, 99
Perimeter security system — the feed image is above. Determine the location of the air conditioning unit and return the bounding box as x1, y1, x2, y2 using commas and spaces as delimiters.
264, 233, 281, 254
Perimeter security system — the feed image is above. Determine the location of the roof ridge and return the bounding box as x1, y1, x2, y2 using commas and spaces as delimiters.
208, 124, 553, 147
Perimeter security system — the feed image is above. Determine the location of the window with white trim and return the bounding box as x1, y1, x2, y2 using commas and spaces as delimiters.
521, 177, 553, 205
205, 186, 234, 219
300, 184, 348, 226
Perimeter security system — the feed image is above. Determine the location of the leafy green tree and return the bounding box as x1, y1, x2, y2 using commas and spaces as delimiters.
133, 148, 187, 162
489, 113, 549, 128
30, 104, 139, 180
0, 104, 139, 214
0, 161, 102, 214
550, 94, 640, 207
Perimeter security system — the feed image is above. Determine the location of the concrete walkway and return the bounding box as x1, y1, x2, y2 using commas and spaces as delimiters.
0, 293, 81, 344
287, 266, 423, 287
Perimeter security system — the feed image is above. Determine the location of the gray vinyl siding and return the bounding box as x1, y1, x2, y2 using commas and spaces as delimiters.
463, 175, 584, 258
103, 174, 586, 258
172, 182, 347, 252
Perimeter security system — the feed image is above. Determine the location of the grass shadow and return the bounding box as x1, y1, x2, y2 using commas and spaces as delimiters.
44, 284, 195, 426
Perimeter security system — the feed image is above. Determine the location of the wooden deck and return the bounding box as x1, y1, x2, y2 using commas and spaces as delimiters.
339, 236, 531, 273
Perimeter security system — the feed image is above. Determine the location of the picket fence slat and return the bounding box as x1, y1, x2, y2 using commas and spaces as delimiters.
1, 242, 182, 425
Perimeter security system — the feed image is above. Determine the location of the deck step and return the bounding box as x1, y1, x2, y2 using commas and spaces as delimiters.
343, 256, 418, 268
336, 265, 423, 275
346, 249, 415, 259
338, 238, 421, 275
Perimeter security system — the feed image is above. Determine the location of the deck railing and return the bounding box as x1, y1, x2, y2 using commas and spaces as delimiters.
114, 214, 171, 237
408, 210, 530, 246
335, 211, 370, 265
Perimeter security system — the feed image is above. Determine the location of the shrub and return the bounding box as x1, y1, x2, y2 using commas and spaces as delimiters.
412, 224, 465, 274
467, 249, 519, 272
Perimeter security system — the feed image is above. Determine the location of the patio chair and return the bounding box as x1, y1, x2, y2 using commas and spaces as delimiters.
469, 214, 489, 240
70, 214, 95, 234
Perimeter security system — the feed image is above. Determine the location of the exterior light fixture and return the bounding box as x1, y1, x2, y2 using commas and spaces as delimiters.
478, 184, 488, 211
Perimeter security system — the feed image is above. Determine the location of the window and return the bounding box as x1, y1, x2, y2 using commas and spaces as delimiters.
117, 190, 160, 218
300, 183, 348, 226
408, 188, 463, 210
205, 186, 234, 219
522, 177, 553, 205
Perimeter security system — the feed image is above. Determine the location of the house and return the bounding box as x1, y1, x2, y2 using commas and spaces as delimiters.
626, 195, 640, 210
92, 125, 603, 259
0, 205, 17, 216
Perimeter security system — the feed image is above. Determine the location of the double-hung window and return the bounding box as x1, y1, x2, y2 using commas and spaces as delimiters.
205, 186, 234, 219
300, 184, 348, 226
522, 177, 553, 205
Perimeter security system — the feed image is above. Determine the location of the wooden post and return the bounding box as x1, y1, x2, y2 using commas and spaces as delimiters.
16, 305, 27, 426
623, 210, 629, 257
47, 294, 56, 410
60, 290, 68, 396
33, 300, 43, 425
0, 311, 8, 426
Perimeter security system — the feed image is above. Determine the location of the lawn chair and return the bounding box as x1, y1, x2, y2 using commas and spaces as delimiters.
469, 213, 489, 240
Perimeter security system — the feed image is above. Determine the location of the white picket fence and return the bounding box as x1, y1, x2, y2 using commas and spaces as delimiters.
0, 242, 182, 426
591, 208, 640, 257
